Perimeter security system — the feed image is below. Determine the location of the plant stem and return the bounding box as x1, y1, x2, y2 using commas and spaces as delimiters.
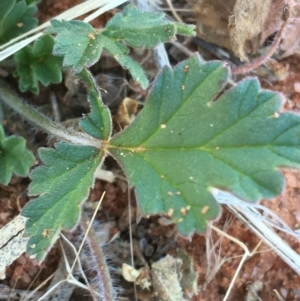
0, 80, 101, 148
81, 211, 115, 301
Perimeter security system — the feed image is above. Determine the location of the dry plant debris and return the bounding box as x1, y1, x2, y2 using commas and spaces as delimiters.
0, 215, 28, 280
189, 0, 300, 62
228, 0, 272, 62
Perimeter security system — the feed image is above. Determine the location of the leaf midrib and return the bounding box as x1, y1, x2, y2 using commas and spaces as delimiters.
26, 158, 99, 232
110, 144, 294, 151
127, 63, 224, 147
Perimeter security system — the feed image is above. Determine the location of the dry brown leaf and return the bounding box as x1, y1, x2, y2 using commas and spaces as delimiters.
229, 0, 272, 62
189, 0, 300, 61
187, 0, 235, 50
113, 97, 138, 129
189, 0, 272, 61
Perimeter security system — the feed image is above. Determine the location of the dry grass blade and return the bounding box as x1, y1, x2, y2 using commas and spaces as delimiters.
211, 188, 300, 275
0, 0, 129, 61
20, 194, 105, 301
209, 224, 263, 301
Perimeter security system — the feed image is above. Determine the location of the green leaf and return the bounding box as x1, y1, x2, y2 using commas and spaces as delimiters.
0, 125, 35, 185
47, 18, 149, 86
175, 22, 196, 37
46, 20, 103, 73
14, 34, 63, 94
0, 103, 3, 123
77, 68, 112, 140
20, 0, 41, 4
108, 54, 300, 235
101, 35, 149, 89
22, 143, 104, 261
47, 6, 195, 88
102, 5, 177, 48
0, 0, 38, 45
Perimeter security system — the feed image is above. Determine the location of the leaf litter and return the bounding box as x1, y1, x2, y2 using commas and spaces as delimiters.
189, 0, 300, 62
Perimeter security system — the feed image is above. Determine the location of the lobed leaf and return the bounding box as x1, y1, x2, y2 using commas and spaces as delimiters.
22, 143, 104, 261
0, 0, 38, 45
14, 34, 63, 94
46, 20, 103, 73
109, 54, 300, 235
0, 125, 35, 185
47, 6, 195, 88
103, 5, 177, 48
77, 68, 112, 140
101, 35, 149, 89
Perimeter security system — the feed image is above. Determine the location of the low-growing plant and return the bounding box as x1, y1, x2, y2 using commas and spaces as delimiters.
0, 0, 38, 45
0, 1, 299, 300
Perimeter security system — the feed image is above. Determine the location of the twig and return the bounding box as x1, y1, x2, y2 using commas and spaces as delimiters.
170, 40, 194, 57
21, 274, 54, 301
165, 0, 182, 22
33, 228, 103, 301
205, 215, 234, 286
210, 224, 262, 301
273, 289, 286, 301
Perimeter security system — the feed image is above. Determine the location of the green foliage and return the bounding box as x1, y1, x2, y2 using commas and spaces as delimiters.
0, 103, 3, 122
6, 5, 298, 259
102, 5, 194, 48
0, 125, 35, 185
46, 5, 195, 89
46, 20, 103, 74
14, 34, 63, 94
100, 35, 149, 88
175, 22, 196, 36
20, 68, 110, 260
20, 0, 41, 4
0, 0, 38, 45
77, 69, 112, 140
22, 143, 104, 260
109, 55, 300, 235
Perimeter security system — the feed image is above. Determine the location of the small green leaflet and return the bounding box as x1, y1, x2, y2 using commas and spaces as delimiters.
14, 34, 63, 94
77, 69, 112, 140
0, 125, 35, 185
100, 35, 148, 88
47, 5, 194, 88
22, 143, 104, 261
0, 0, 38, 45
46, 20, 103, 73
102, 5, 195, 48
109, 54, 300, 235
